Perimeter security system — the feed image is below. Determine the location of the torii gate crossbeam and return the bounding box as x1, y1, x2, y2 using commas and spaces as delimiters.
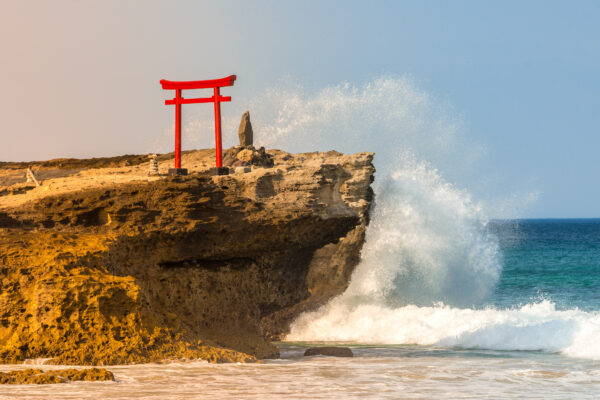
160, 75, 236, 175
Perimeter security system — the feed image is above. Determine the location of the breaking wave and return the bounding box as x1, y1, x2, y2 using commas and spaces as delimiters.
238, 76, 599, 360
251, 76, 502, 306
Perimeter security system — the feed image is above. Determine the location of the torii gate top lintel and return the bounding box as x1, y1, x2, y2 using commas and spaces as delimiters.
160, 74, 237, 174
160, 75, 236, 90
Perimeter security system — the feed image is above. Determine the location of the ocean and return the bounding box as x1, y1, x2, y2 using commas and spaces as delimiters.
2, 219, 600, 399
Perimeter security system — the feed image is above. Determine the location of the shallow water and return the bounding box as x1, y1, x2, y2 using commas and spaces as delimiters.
2, 345, 599, 399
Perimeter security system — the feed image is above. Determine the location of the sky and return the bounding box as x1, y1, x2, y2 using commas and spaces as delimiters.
1, 1, 599, 218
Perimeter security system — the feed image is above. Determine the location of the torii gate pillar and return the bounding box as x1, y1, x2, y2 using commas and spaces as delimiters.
160, 75, 237, 176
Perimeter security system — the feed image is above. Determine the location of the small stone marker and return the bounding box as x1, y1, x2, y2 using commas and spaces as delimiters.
25, 168, 40, 187
148, 154, 159, 176
238, 110, 253, 147
303, 347, 353, 357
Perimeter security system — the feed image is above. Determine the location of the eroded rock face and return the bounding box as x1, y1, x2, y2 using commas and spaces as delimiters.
0, 149, 374, 364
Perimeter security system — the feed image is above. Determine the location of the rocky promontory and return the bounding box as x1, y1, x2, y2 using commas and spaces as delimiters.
0, 147, 374, 365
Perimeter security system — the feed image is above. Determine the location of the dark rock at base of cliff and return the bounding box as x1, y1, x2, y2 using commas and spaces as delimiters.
303, 347, 354, 357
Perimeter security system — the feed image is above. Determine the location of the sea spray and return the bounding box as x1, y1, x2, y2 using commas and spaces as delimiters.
248, 77, 475, 175
344, 156, 500, 308
245, 76, 502, 303
245, 76, 502, 306
236, 77, 600, 361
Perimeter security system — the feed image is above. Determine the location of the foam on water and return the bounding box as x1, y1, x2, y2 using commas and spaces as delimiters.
288, 300, 600, 360
3, 353, 599, 399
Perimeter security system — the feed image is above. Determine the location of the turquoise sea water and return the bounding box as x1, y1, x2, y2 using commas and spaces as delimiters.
491, 219, 600, 311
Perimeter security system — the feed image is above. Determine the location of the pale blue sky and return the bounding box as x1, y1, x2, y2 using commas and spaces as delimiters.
1, 1, 599, 218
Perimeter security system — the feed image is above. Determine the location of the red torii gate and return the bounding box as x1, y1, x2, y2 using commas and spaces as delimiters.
160, 75, 236, 175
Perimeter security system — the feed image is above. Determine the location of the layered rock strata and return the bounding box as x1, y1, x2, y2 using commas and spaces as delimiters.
0, 148, 374, 365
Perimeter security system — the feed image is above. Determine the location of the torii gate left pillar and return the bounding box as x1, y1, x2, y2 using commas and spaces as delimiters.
160, 75, 236, 176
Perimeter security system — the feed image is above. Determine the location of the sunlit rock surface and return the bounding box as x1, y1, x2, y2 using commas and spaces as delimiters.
0, 148, 374, 364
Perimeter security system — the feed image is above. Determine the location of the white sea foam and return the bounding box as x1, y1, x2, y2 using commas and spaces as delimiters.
288, 300, 600, 360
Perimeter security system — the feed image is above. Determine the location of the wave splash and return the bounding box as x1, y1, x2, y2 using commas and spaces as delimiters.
253, 76, 501, 307
344, 157, 500, 308
248, 76, 599, 360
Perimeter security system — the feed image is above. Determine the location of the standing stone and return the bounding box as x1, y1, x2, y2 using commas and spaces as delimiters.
238, 110, 253, 147
148, 154, 159, 176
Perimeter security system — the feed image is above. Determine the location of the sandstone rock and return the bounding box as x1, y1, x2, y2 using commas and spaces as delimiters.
304, 347, 354, 357
238, 110, 253, 146
0, 368, 114, 384
236, 149, 253, 162
56, 367, 115, 382
0, 148, 374, 365
235, 147, 274, 168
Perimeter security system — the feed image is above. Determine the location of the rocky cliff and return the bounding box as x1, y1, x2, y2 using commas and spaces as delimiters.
0, 148, 374, 365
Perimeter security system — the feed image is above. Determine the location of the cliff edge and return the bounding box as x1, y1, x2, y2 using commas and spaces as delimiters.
0, 148, 374, 364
